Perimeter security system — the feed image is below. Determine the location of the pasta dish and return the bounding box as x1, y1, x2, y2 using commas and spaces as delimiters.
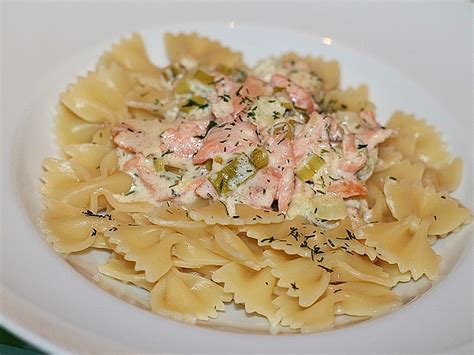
41, 33, 471, 332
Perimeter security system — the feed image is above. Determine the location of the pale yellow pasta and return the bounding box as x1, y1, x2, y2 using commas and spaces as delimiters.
95, 32, 164, 91
61, 63, 133, 123
243, 217, 376, 260
97, 33, 160, 74
98, 149, 119, 177
91, 126, 115, 149
42, 198, 113, 253
357, 219, 440, 280
333, 282, 401, 317
385, 112, 464, 193
323, 250, 393, 287
164, 32, 243, 68
145, 204, 205, 227
91, 190, 155, 214
370, 159, 425, 190
274, 289, 337, 333
105, 226, 182, 282
188, 202, 285, 225
91, 234, 114, 250
320, 219, 378, 260
386, 112, 451, 168
384, 179, 470, 235
241, 216, 326, 257
212, 262, 281, 327
275, 282, 400, 333
55, 104, 103, 149
42, 158, 131, 208
264, 250, 330, 307
374, 146, 403, 173
150, 268, 231, 323
172, 237, 229, 267
423, 158, 463, 193
371, 171, 469, 280
64, 143, 111, 177
189, 265, 221, 279
125, 85, 170, 113
212, 225, 264, 270
365, 180, 392, 223
98, 255, 154, 291
375, 260, 412, 286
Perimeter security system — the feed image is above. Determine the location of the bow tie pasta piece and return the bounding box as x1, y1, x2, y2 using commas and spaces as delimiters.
97, 33, 167, 92
333, 282, 401, 317
172, 237, 229, 268
42, 158, 132, 209
263, 250, 330, 307
422, 159, 462, 193
242, 217, 376, 262
374, 146, 404, 173
274, 282, 400, 333
42, 198, 114, 253
146, 204, 202, 225
98, 254, 154, 291
55, 104, 104, 148
359, 179, 470, 280
187, 265, 221, 280
357, 220, 440, 280
367, 158, 425, 223
386, 112, 463, 192
61, 63, 133, 124
322, 250, 393, 287
188, 203, 285, 225
319, 218, 377, 260
125, 85, 172, 115
90, 126, 116, 149
97, 33, 159, 75
212, 263, 281, 327
92, 190, 155, 214
370, 159, 425, 190
164, 32, 243, 69
241, 216, 326, 258
105, 225, 182, 282
375, 260, 412, 286
384, 179, 470, 235
150, 268, 231, 323
144, 204, 211, 238
91, 234, 114, 250
273, 289, 338, 333
176, 233, 228, 261
96, 149, 120, 178
387, 112, 451, 168
212, 225, 264, 271
365, 180, 392, 223
63, 143, 112, 178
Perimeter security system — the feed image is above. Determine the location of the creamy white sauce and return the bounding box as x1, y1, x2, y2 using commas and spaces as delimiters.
113, 57, 391, 218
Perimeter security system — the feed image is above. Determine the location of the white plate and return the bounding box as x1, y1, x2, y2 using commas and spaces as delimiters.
1, 2, 472, 353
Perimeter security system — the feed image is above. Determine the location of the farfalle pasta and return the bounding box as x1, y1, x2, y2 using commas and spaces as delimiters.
40, 32, 471, 333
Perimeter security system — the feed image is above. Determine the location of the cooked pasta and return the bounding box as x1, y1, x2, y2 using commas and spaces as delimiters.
40, 32, 471, 333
